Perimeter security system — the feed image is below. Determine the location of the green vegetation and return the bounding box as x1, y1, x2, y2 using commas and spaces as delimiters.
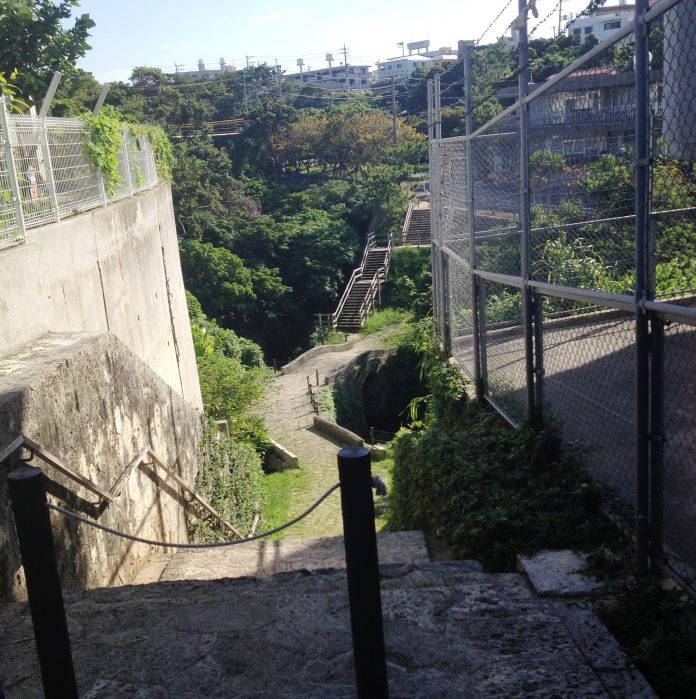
0, 0, 94, 109
314, 386, 337, 421
259, 468, 310, 540
388, 318, 625, 570
189, 423, 265, 541
361, 308, 411, 336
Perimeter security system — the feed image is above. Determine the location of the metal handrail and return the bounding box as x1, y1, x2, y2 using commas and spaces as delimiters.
332, 234, 377, 325
401, 202, 414, 244
0, 434, 242, 539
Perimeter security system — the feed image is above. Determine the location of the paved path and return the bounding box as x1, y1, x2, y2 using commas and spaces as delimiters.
256, 332, 390, 538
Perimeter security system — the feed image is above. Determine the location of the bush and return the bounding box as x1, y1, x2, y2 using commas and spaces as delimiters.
189, 422, 265, 541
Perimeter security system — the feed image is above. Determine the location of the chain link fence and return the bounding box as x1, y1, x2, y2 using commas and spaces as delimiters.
429, 0, 696, 589
0, 104, 159, 251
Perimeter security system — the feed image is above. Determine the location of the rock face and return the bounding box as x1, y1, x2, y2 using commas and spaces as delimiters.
0, 560, 655, 698
330, 348, 425, 437
0, 332, 201, 601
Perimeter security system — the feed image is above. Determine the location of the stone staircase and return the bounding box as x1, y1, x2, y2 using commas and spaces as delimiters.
0, 534, 656, 698
402, 206, 431, 246
334, 246, 390, 332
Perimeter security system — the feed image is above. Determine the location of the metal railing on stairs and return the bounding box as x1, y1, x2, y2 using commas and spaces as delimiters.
330, 231, 395, 331
0, 434, 242, 539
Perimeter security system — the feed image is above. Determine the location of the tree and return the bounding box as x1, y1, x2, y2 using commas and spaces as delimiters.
0, 1, 95, 107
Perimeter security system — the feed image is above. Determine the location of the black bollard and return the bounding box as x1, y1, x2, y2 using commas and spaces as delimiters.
8, 467, 78, 698
337, 447, 389, 698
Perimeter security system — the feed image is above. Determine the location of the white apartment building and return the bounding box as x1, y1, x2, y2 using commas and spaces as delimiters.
566, 2, 635, 43
285, 64, 372, 92
375, 44, 458, 80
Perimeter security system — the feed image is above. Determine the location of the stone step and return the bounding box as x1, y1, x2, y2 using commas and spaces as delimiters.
135, 531, 431, 584
0, 559, 656, 697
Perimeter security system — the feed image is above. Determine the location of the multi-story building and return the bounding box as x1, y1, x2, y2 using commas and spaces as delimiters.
173, 59, 236, 80
375, 42, 458, 81
566, 1, 635, 43
285, 56, 372, 92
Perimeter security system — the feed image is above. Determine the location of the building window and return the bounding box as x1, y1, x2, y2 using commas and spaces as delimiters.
584, 26, 593, 33
604, 20, 621, 30
573, 28, 582, 36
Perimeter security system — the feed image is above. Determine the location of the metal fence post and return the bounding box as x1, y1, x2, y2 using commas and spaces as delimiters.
337, 447, 389, 699
427, 79, 440, 333
123, 131, 133, 196
433, 74, 448, 349
40, 118, 60, 222
463, 40, 484, 399
649, 314, 664, 572
634, 0, 651, 575
8, 467, 78, 698
0, 96, 27, 238
517, 0, 536, 423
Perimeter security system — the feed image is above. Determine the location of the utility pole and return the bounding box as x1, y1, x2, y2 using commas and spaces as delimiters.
243, 55, 249, 113
275, 59, 283, 98
342, 44, 349, 91
558, 0, 563, 36
391, 77, 397, 145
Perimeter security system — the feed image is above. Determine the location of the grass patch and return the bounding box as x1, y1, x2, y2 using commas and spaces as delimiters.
361, 308, 411, 336
311, 328, 347, 346
259, 467, 309, 540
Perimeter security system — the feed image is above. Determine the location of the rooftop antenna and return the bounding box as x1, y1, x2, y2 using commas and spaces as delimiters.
397, 41, 405, 56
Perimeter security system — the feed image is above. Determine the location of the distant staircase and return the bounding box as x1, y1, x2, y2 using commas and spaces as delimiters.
331, 233, 394, 332
401, 203, 431, 246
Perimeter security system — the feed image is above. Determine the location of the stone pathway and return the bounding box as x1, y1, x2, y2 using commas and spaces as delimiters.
256, 332, 392, 539
0, 561, 656, 698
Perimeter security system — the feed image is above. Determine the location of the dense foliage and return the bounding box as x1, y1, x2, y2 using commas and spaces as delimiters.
388, 319, 621, 571
0, 0, 94, 107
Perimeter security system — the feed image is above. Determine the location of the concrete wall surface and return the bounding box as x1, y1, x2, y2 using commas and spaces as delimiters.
0, 332, 202, 601
0, 183, 202, 410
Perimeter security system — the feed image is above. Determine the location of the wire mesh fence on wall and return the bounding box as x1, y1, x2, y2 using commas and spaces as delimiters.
429, 0, 696, 590
0, 100, 159, 251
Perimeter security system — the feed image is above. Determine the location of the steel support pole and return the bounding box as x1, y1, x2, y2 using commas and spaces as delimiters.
634, 0, 651, 575
0, 96, 27, 237
433, 74, 447, 346
649, 314, 664, 572
8, 467, 78, 698
517, 0, 536, 423
337, 447, 389, 699
463, 41, 484, 399
40, 117, 60, 222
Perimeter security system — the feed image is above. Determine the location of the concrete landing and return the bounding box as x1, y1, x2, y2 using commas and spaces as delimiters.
133, 531, 431, 584
0, 562, 655, 698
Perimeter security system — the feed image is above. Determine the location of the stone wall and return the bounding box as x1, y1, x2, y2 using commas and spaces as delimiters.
0, 332, 201, 601
0, 183, 201, 410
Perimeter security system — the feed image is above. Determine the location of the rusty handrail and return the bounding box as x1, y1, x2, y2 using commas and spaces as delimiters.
0, 434, 242, 539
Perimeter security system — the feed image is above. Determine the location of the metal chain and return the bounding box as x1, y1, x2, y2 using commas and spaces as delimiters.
47, 483, 341, 550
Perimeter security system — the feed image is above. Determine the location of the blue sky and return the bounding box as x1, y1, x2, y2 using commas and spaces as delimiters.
75, 0, 589, 83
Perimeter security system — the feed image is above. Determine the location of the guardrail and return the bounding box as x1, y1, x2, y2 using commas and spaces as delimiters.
0, 98, 159, 252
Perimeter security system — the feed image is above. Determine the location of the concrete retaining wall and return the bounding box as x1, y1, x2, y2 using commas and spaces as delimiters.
312, 415, 364, 446
281, 341, 354, 375
0, 332, 201, 601
0, 183, 201, 409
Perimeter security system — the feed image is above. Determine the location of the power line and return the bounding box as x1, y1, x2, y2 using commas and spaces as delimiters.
476, 0, 516, 45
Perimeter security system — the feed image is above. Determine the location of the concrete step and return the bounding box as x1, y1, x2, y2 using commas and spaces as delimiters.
0, 558, 656, 697
135, 531, 431, 584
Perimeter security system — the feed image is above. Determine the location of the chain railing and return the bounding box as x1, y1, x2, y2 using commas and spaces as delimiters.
430, 0, 696, 588
7, 446, 388, 699
0, 99, 159, 251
